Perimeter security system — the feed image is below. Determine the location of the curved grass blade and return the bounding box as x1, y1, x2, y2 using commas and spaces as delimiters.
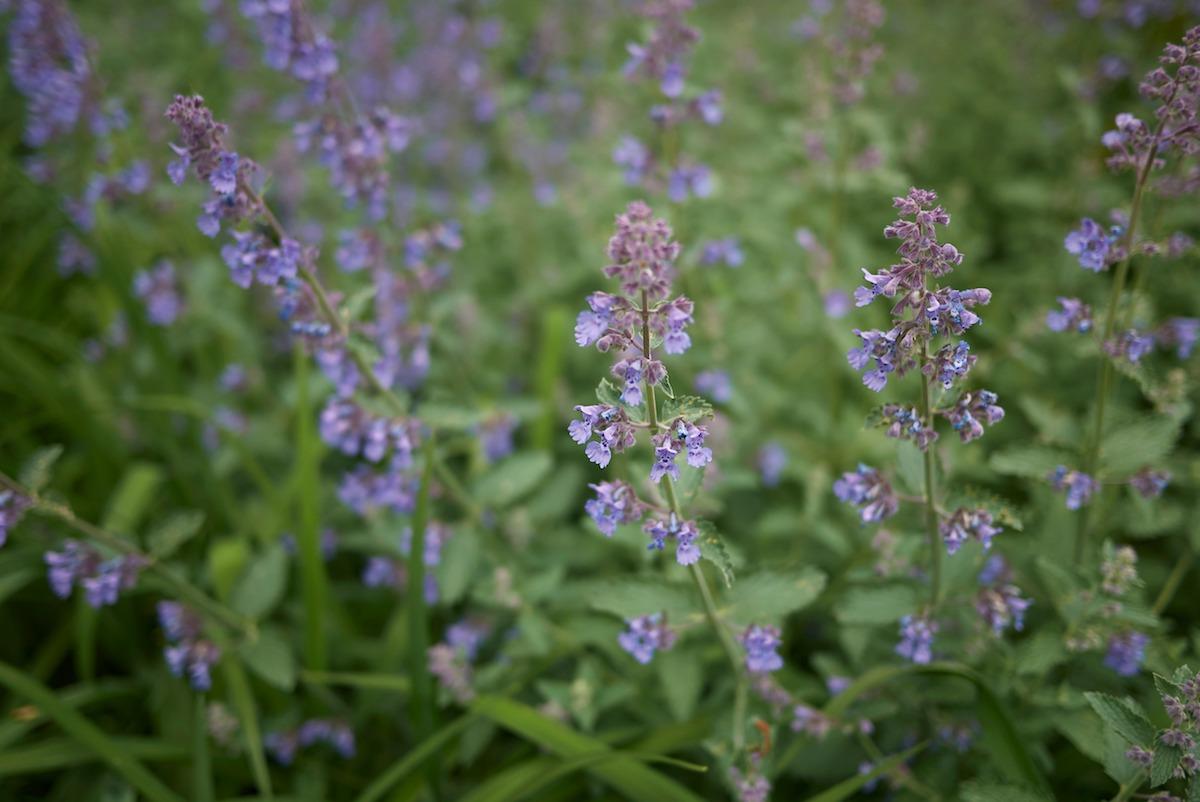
0, 679, 137, 751
0, 661, 184, 802
471, 695, 706, 802
352, 714, 474, 802
407, 437, 438, 790
299, 670, 410, 693
194, 694, 215, 802
0, 736, 188, 776
469, 750, 706, 802
220, 652, 273, 799
802, 743, 926, 802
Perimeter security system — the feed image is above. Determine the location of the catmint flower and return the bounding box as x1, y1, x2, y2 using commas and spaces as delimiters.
834, 464, 898, 523
1046, 297, 1093, 333
362, 557, 403, 589
1064, 218, 1120, 271
824, 289, 851, 318
569, 404, 636, 468
757, 441, 787, 488
667, 163, 713, 202
133, 261, 184, 326
643, 513, 701, 565
603, 201, 682, 300
1155, 317, 1199, 358
694, 370, 732, 403
1101, 544, 1139, 595
613, 136, 651, 184
617, 613, 677, 664
221, 231, 305, 289
1104, 631, 1149, 676
428, 643, 475, 703
585, 480, 645, 536
741, 625, 784, 673
0, 490, 31, 548
653, 419, 713, 481
926, 340, 976, 389
622, 0, 700, 95
847, 326, 907, 391
266, 720, 354, 764
44, 541, 143, 608
57, 233, 96, 277
476, 414, 517, 463
338, 459, 419, 516
1104, 329, 1155, 363
895, 614, 936, 664
878, 404, 937, 451
320, 400, 417, 463
1048, 466, 1101, 510
446, 619, 489, 663
1130, 467, 1170, 498
700, 237, 743, 267
280, 529, 338, 560
924, 288, 991, 335
943, 389, 1004, 442
159, 602, 221, 692
6, 0, 91, 147
1126, 745, 1154, 767
240, 0, 339, 102
976, 584, 1031, 635
940, 508, 1002, 555
729, 767, 771, 802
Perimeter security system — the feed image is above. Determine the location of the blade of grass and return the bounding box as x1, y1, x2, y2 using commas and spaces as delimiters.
0, 679, 137, 750
351, 714, 474, 802
299, 670, 410, 693
0, 736, 189, 776
407, 437, 437, 790
220, 650, 273, 800
471, 695, 706, 802
293, 345, 328, 671
194, 694, 215, 802
465, 750, 707, 802
802, 743, 926, 802
0, 661, 184, 802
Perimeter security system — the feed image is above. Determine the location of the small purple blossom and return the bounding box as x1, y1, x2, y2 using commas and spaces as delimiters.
943, 389, 1004, 443
1065, 218, 1120, 271
0, 490, 31, 548
1105, 631, 1149, 676
700, 237, 744, 268
896, 614, 937, 664
694, 370, 732, 404
1104, 329, 1155, 364
585, 480, 645, 537
976, 584, 1031, 635
569, 404, 636, 469
1046, 297, 1093, 333
1130, 467, 1170, 498
878, 404, 937, 451
643, 513, 701, 566
617, 613, 677, 664
1049, 466, 1101, 510
133, 261, 184, 326
834, 464, 898, 523
741, 624, 784, 673
757, 441, 787, 488
940, 508, 1002, 555
44, 541, 143, 608
1156, 317, 1200, 358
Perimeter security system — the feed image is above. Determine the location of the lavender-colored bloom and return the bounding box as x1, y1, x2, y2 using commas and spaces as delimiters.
613, 135, 651, 185
362, 556, 402, 589
240, 0, 339, 101
1130, 467, 1170, 498
164, 640, 221, 692
428, 643, 474, 703
978, 554, 1009, 586
643, 513, 701, 566
133, 261, 184, 326
927, 340, 976, 389
264, 731, 300, 765
1065, 218, 1119, 271
446, 619, 489, 662
1155, 317, 1200, 358
730, 767, 771, 802
1048, 465, 1101, 510
939, 508, 1002, 555
976, 584, 1031, 635
604, 201, 682, 300
741, 625, 784, 673
895, 614, 936, 664
834, 464, 898, 523
1126, 745, 1154, 768
57, 233, 96, 277
694, 370, 732, 403
569, 404, 636, 469
823, 289, 851, 318
7, 0, 91, 147
700, 237, 744, 267
0, 490, 31, 548
477, 414, 517, 463
757, 441, 787, 488
280, 529, 338, 560
667, 163, 713, 202
585, 480, 645, 536
1105, 631, 1149, 676
1046, 297, 1093, 333
878, 404, 937, 451
618, 613, 677, 664
44, 541, 142, 608
1104, 329, 1155, 363
943, 389, 1004, 443
221, 231, 304, 289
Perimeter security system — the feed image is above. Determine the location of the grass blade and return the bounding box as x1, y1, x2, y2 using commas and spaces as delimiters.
0, 736, 189, 776
0, 661, 184, 802
352, 714, 474, 802
407, 437, 437, 784
299, 670, 410, 693
194, 694, 216, 802
293, 346, 328, 671
803, 743, 926, 802
220, 652, 273, 799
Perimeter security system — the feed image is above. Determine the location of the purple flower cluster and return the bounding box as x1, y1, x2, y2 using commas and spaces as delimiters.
133, 261, 184, 326
361, 522, 449, 604
428, 618, 489, 704
1064, 218, 1122, 271
158, 602, 220, 691
44, 540, 144, 608
618, 613, 678, 664
294, 108, 412, 219
1104, 329, 1156, 364
757, 441, 787, 487
895, 614, 936, 664
700, 238, 744, 268
741, 624, 784, 673
939, 507, 1002, 555
1155, 317, 1200, 358
1046, 297, 1093, 333
569, 404, 636, 468
320, 399, 418, 464
793, 0, 886, 106
975, 576, 1031, 636
729, 765, 772, 802
0, 490, 31, 547
878, 404, 938, 451
643, 512, 701, 566
1130, 467, 1171, 498
165, 95, 262, 237
6, 0, 91, 147
1048, 465, 1101, 510
221, 232, 306, 289
833, 464, 898, 523
942, 389, 1005, 443
476, 413, 517, 463
584, 480, 646, 537
694, 370, 732, 403
651, 419, 713, 482
240, 0, 339, 103
1104, 630, 1149, 676
265, 719, 355, 765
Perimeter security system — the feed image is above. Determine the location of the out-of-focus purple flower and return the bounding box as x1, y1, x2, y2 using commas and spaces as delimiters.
280, 529, 338, 560
1046, 297, 1093, 333
700, 237, 743, 267
940, 508, 1002, 555
741, 624, 784, 673
1104, 329, 1155, 364
0, 490, 31, 548
569, 404, 636, 469
730, 765, 772, 802
240, 0, 339, 102
133, 261, 184, 326
1048, 465, 1101, 510
694, 370, 732, 403
976, 584, 1031, 635
613, 135, 652, 185
1065, 218, 1120, 271
159, 602, 220, 691
895, 614, 936, 664
7, 0, 91, 147
757, 441, 787, 488
1130, 467, 1170, 498
643, 512, 701, 566
428, 643, 474, 703
476, 413, 517, 463
666, 163, 713, 202
44, 541, 143, 608
1105, 631, 1149, 676
823, 289, 851, 318
1101, 544, 1139, 596
266, 719, 354, 764
1156, 317, 1200, 358
57, 233, 96, 277
834, 464, 898, 523
585, 480, 645, 536
446, 619, 489, 662
618, 613, 677, 664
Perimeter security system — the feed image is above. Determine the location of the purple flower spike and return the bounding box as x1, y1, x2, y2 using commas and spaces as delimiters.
741, 625, 784, 674
618, 613, 677, 664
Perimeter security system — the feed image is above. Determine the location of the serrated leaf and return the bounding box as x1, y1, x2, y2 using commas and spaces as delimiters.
1152, 744, 1183, 786
656, 648, 702, 721
596, 378, 631, 409
1101, 417, 1180, 477
230, 545, 288, 619
238, 627, 296, 691
1083, 692, 1155, 747
660, 395, 713, 424
584, 579, 696, 622
1018, 397, 1079, 446
834, 584, 918, 626
989, 446, 1071, 479
726, 567, 826, 625
698, 523, 735, 587
473, 452, 552, 508
19, 445, 63, 492
146, 511, 205, 560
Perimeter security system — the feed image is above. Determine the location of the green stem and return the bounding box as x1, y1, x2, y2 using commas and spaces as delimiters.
917, 352, 941, 609
1109, 770, 1145, 802
1153, 549, 1194, 615
0, 473, 254, 638
406, 438, 439, 796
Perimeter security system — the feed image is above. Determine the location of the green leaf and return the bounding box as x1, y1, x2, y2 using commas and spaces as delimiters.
1101, 417, 1180, 477
1189, 776, 1200, 802
463, 750, 706, 802
959, 781, 1052, 802
834, 584, 918, 626
299, 671, 409, 693
895, 441, 924, 495
0, 661, 184, 802
208, 538, 250, 601
293, 347, 328, 672
438, 525, 479, 604
220, 652, 273, 799
989, 446, 1071, 479
18, 445, 63, 492
584, 578, 697, 622
698, 523, 735, 588
1083, 692, 1155, 747
1017, 397, 1079, 446
803, 743, 925, 802
656, 647, 703, 721
146, 511, 205, 560
726, 567, 826, 625
472, 695, 705, 802
661, 395, 713, 424
230, 545, 288, 620
101, 463, 165, 536
0, 736, 189, 777
1152, 744, 1183, 786
473, 452, 553, 508
352, 715, 474, 802
238, 627, 296, 691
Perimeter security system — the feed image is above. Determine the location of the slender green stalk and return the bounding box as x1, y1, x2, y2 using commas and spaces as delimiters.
1153, 549, 1194, 615
1109, 770, 1145, 802
406, 438, 439, 797
0, 473, 255, 638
